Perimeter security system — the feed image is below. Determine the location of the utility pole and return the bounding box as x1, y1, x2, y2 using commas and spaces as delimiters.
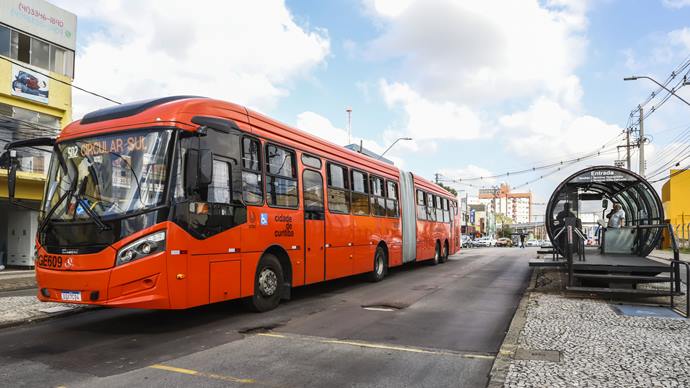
346, 107, 352, 145
434, 173, 440, 184
638, 105, 645, 177
626, 127, 631, 170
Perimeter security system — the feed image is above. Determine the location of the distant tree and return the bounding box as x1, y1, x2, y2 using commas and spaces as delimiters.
495, 213, 513, 226
437, 182, 458, 196
497, 224, 514, 239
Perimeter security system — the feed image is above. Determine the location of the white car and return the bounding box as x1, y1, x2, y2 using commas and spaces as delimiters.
525, 239, 540, 247
473, 237, 497, 247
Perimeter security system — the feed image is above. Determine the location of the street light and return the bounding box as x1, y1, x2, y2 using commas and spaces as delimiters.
623, 75, 690, 107
378, 137, 412, 160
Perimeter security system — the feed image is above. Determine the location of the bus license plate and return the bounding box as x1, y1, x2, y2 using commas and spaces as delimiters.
61, 291, 81, 301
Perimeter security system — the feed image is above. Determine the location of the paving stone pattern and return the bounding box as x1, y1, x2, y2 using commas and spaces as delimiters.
0, 296, 83, 327
504, 293, 690, 388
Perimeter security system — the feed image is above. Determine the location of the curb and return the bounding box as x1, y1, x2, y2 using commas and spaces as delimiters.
486, 268, 537, 388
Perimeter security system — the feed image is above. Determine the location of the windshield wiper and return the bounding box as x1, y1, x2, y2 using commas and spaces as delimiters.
74, 177, 111, 231
39, 188, 73, 234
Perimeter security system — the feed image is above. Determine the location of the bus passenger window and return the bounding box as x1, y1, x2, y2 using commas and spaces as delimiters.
265, 144, 298, 208
301, 153, 322, 169
435, 196, 443, 222
208, 160, 231, 204
442, 198, 450, 223
417, 190, 426, 220
427, 193, 436, 221
386, 180, 399, 218
242, 137, 263, 205
351, 170, 370, 216
370, 176, 386, 216
327, 163, 350, 213
303, 169, 324, 212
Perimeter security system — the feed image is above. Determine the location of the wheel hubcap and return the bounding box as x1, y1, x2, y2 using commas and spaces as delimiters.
258, 268, 278, 296
376, 255, 384, 275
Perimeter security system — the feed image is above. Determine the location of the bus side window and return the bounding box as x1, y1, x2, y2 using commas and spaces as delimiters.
386, 180, 399, 218
370, 176, 386, 217
442, 198, 450, 223
265, 144, 298, 208
241, 137, 263, 205
351, 169, 370, 216
416, 189, 426, 220
427, 193, 436, 221
208, 160, 231, 204
327, 162, 350, 214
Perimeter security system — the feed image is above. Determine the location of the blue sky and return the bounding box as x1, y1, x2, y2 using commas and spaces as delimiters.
56, 0, 690, 216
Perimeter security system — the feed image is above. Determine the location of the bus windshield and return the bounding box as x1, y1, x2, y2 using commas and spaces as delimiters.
43, 128, 174, 221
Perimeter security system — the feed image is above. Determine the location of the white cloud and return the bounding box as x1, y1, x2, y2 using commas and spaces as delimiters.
364, 0, 588, 106
662, 0, 690, 8
379, 80, 484, 141
54, 0, 330, 118
499, 97, 623, 161
295, 111, 404, 167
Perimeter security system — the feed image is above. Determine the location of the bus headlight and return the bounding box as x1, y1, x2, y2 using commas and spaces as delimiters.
116, 231, 166, 266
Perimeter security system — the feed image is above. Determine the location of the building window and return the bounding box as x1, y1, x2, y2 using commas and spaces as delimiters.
351, 169, 369, 216
265, 144, 298, 208
0, 25, 9, 57
327, 162, 350, 214
241, 137, 263, 205
3, 25, 74, 77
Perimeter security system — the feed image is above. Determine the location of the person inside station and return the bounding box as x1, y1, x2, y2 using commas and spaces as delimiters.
606, 203, 625, 228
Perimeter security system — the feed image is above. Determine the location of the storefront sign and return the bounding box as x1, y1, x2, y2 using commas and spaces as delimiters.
0, 0, 77, 50
11, 64, 49, 103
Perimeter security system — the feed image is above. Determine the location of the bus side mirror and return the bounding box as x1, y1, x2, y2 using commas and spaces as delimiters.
198, 149, 213, 187
602, 199, 608, 209
184, 149, 199, 192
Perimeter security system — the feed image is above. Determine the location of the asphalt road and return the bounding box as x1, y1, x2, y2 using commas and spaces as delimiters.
0, 247, 533, 388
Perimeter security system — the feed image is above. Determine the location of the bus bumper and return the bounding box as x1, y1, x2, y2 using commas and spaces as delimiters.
35, 253, 171, 309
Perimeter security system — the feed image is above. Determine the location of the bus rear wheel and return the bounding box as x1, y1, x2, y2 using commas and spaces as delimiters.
440, 241, 449, 263
431, 242, 441, 265
247, 254, 283, 312
367, 246, 387, 282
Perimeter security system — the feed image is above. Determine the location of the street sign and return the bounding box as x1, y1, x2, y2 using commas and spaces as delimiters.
614, 160, 625, 168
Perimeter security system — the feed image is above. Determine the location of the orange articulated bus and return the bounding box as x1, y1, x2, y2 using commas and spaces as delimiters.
1, 96, 460, 312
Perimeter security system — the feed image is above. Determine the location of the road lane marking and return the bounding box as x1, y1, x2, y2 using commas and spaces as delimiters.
149, 364, 255, 384
257, 332, 495, 360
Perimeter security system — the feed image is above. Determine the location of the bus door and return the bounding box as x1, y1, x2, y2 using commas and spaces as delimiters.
303, 169, 326, 284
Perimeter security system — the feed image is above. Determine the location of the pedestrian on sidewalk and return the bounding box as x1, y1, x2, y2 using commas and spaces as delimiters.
520, 233, 526, 248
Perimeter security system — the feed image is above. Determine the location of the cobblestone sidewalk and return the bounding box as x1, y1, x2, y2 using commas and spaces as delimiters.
0, 295, 86, 328
0, 269, 37, 291
504, 293, 690, 387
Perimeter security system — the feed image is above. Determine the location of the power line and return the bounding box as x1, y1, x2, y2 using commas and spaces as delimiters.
1, 56, 121, 105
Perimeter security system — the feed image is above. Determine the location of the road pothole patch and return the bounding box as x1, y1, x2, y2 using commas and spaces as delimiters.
361, 304, 403, 312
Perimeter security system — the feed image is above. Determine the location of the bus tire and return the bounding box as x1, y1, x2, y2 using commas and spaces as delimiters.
431, 242, 441, 265
440, 241, 449, 263
367, 246, 387, 282
247, 254, 283, 312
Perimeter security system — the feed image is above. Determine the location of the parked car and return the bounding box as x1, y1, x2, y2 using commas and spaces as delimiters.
473, 237, 497, 247
525, 239, 540, 247
496, 237, 513, 247
461, 235, 473, 248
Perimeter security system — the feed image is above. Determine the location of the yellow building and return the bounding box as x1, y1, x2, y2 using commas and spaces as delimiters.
0, 0, 76, 266
662, 169, 690, 245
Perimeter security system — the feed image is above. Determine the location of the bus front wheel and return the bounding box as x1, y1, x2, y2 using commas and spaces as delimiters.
367, 246, 387, 282
247, 254, 283, 312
